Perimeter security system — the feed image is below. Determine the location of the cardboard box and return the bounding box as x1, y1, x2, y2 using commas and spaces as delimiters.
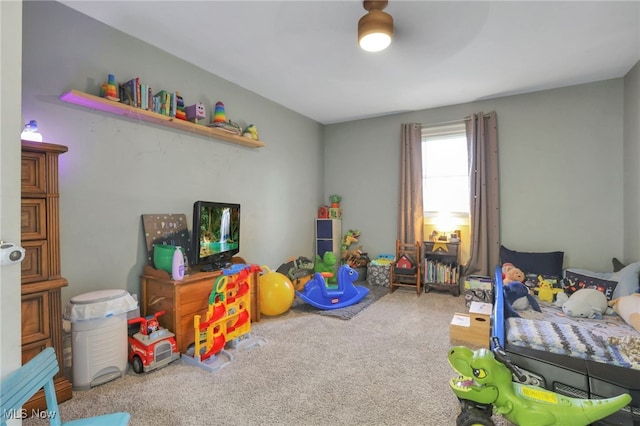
469, 301, 492, 318
449, 313, 490, 348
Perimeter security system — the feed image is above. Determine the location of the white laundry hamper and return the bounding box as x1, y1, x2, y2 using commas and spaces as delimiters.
64, 289, 138, 391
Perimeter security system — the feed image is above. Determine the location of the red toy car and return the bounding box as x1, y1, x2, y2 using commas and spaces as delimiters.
127, 310, 180, 374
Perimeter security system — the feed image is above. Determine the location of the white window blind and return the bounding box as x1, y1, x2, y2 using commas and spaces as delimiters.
422, 122, 469, 216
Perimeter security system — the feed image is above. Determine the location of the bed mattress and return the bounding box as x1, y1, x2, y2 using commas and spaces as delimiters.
506, 300, 640, 370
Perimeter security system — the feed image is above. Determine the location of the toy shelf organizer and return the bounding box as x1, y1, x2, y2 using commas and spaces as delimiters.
59, 90, 265, 149
181, 265, 266, 372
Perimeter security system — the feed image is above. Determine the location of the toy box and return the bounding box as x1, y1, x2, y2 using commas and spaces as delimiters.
367, 264, 390, 287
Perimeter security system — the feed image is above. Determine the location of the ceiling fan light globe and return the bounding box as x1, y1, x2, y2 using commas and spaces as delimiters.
358, 9, 393, 52
359, 33, 391, 52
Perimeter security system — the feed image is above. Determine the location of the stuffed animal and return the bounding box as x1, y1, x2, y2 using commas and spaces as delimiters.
561, 288, 609, 319
314, 251, 337, 284
503, 265, 525, 285
534, 275, 564, 303
609, 294, 640, 333
504, 282, 541, 318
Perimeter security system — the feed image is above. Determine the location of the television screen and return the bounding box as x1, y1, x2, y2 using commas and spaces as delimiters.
192, 201, 240, 271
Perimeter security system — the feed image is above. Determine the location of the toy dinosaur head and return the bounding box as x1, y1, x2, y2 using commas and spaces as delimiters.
322, 251, 337, 266
342, 230, 361, 246
448, 346, 511, 404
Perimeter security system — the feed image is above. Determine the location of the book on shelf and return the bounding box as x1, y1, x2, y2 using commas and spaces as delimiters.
424, 259, 459, 284
119, 79, 136, 106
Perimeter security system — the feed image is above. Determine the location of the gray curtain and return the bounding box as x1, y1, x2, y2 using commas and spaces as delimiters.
399, 124, 424, 244
463, 112, 500, 276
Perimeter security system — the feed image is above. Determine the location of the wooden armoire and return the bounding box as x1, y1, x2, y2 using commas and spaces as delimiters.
21, 140, 72, 409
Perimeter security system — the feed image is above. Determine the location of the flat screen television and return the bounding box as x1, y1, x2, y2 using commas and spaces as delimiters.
191, 201, 240, 271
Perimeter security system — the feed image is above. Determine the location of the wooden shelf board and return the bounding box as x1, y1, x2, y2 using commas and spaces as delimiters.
60, 90, 265, 148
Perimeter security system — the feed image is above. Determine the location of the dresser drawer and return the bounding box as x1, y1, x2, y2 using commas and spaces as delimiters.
21, 240, 49, 284
22, 339, 53, 365
22, 198, 47, 240
21, 151, 46, 194
21, 290, 50, 345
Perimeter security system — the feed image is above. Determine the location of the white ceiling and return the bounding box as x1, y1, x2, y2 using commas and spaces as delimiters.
58, 1, 640, 125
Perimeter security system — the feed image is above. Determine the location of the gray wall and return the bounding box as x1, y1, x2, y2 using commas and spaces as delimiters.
19, 1, 640, 302
325, 79, 627, 272
22, 1, 325, 305
1, 0, 23, 380
624, 61, 640, 263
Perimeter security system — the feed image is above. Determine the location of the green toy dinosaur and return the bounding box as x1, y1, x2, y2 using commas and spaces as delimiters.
448, 345, 632, 426
314, 251, 337, 284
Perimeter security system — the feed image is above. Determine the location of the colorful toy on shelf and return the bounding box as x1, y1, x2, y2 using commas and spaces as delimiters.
296, 264, 369, 310
102, 74, 119, 102
208, 100, 242, 135
314, 251, 338, 284
328, 195, 342, 219
175, 92, 186, 120
448, 338, 631, 426
259, 266, 295, 316
127, 310, 180, 374
242, 124, 259, 140
186, 102, 206, 123
318, 205, 329, 218
213, 101, 226, 122
182, 264, 264, 372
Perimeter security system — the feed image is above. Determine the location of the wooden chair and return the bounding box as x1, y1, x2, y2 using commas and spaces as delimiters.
389, 240, 422, 296
1, 347, 130, 426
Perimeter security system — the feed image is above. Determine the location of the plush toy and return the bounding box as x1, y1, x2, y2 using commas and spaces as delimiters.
561, 288, 609, 319
504, 282, 541, 318
503, 265, 525, 285
534, 275, 564, 302
314, 251, 337, 284
242, 124, 259, 140
609, 294, 640, 333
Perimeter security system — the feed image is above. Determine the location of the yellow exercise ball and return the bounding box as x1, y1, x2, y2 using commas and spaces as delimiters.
259, 267, 295, 316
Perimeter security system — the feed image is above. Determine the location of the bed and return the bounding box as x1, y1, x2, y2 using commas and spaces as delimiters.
491, 248, 640, 426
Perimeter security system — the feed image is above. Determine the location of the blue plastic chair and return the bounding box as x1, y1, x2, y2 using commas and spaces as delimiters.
0, 347, 130, 426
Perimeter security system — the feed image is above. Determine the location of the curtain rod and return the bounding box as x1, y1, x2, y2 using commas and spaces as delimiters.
422, 112, 494, 128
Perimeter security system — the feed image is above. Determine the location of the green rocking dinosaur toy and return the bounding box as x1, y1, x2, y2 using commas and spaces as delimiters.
448, 342, 631, 426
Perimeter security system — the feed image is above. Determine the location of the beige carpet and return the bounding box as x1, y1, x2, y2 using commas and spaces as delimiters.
24, 288, 511, 426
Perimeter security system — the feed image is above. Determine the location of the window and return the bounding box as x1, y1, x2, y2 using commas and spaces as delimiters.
422, 122, 469, 217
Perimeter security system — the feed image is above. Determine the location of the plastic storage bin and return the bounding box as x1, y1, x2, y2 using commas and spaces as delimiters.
64, 289, 137, 390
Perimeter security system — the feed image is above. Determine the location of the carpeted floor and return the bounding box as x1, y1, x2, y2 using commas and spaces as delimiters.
23, 287, 512, 426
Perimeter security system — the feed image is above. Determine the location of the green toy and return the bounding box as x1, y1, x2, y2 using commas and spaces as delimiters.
448, 339, 632, 426
314, 251, 337, 284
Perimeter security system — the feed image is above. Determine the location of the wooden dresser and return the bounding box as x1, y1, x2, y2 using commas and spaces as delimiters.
21, 140, 72, 410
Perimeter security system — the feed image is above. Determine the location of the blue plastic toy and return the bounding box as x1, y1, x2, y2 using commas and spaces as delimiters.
296, 264, 369, 310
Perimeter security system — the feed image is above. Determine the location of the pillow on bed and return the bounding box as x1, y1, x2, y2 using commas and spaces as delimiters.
500, 245, 564, 278
611, 261, 640, 299
609, 294, 640, 333
564, 269, 618, 300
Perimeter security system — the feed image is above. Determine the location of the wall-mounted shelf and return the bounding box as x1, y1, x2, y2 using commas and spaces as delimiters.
59, 90, 265, 148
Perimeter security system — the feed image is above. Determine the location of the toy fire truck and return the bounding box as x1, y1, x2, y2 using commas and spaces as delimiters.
127, 310, 180, 374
